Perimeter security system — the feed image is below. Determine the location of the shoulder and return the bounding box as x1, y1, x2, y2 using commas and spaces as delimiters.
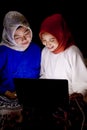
0, 45, 9, 62
0, 45, 9, 54
65, 45, 83, 57
41, 47, 49, 56
0, 45, 8, 50
30, 42, 42, 51
64, 45, 85, 64
27, 42, 42, 56
42, 47, 48, 53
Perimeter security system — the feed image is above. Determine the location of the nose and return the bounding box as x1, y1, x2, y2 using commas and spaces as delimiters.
22, 36, 27, 41
45, 41, 51, 46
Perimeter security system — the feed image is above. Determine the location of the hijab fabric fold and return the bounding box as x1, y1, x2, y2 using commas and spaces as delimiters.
0, 11, 33, 51
39, 13, 74, 54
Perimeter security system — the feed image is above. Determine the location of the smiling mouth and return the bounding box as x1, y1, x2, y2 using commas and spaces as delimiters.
22, 42, 28, 45
48, 46, 54, 49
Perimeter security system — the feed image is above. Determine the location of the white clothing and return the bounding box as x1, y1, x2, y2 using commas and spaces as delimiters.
40, 45, 87, 95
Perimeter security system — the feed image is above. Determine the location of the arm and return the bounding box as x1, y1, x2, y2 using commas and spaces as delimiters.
0, 47, 16, 98
72, 49, 87, 94
68, 46, 87, 100
40, 47, 47, 78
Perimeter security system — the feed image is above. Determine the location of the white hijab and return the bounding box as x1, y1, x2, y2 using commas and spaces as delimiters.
0, 11, 33, 51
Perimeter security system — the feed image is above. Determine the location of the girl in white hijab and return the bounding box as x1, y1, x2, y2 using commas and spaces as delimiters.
0, 11, 41, 129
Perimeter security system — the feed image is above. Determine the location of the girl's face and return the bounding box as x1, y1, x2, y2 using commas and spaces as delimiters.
41, 33, 59, 52
14, 26, 31, 46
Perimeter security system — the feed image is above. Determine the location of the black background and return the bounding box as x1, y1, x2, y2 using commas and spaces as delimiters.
0, 0, 87, 57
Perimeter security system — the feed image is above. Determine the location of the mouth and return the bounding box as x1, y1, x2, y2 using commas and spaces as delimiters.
48, 46, 54, 50
22, 42, 28, 45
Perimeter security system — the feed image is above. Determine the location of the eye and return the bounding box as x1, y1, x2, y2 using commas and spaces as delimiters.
24, 30, 30, 35
50, 38, 56, 42
14, 37, 22, 41
42, 39, 46, 43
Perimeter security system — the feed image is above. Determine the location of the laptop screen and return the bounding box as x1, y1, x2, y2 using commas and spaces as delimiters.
14, 78, 69, 111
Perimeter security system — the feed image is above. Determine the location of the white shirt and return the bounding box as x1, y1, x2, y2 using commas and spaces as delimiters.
40, 45, 87, 95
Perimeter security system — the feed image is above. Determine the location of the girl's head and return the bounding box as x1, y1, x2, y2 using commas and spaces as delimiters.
40, 32, 59, 53
1, 11, 32, 51
14, 26, 32, 50
39, 13, 74, 53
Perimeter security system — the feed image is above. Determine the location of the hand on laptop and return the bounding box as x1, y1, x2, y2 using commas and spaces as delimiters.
69, 93, 83, 101
83, 91, 87, 103
5, 90, 17, 99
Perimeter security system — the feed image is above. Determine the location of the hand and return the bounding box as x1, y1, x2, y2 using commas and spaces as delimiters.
69, 93, 83, 101
5, 90, 17, 99
83, 91, 87, 103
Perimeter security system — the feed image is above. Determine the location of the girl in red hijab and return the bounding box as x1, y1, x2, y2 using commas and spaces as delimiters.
39, 13, 87, 129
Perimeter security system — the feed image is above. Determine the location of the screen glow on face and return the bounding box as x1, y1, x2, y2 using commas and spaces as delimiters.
41, 33, 59, 52
14, 26, 31, 46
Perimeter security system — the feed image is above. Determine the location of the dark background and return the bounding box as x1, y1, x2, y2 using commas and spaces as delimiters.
0, 0, 87, 57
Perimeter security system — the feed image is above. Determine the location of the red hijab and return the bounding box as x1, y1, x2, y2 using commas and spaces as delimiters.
39, 14, 75, 54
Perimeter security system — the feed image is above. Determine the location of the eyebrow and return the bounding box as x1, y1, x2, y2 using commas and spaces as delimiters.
14, 29, 30, 37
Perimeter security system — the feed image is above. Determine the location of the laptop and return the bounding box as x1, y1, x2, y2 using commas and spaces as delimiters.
14, 78, 69, 111
14, 78, 69, 129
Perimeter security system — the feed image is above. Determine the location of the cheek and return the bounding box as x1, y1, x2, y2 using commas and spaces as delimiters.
41, 41, 46, 46
54, 42, 58, 48
27, 37, 32, 43
56, 43, 59, 48
15, 40, 21, 44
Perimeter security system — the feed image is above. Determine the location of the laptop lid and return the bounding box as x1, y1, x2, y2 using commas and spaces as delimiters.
14, 78, 69, 111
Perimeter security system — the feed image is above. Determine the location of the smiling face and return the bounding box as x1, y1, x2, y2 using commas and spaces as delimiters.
40, 32, 59, 52
14, 26, 32, 47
